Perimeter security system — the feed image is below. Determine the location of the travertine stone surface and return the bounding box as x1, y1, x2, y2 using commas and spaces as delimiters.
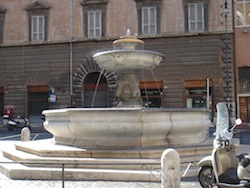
43, 107, 210, 149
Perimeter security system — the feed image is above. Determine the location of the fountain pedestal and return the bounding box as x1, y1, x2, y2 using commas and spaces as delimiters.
115, 72, 141, 106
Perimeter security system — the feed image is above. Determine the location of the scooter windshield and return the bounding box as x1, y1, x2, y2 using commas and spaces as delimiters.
215, 102, 229, 138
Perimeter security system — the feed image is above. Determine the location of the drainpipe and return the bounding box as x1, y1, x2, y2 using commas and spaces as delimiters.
69, 0, 73, 106
206, 78, 209, 110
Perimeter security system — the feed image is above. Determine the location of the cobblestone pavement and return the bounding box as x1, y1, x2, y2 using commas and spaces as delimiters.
0, 172, 201, 188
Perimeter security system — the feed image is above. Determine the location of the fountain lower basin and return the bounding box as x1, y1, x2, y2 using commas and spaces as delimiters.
42, 107, 211, 149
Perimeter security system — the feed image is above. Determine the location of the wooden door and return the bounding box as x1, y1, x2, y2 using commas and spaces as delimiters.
239, 97, 250, 125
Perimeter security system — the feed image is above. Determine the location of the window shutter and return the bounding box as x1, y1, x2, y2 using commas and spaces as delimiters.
28, 16, 32, 41
204, 3, 208, 31
102, 12, 105, 37
84, 12, 88, 37
138, 8, 142, 35
0, 19, 3, 43
44, 15, 48, 40
157, 7, 160, 34
184, 5, 188, 32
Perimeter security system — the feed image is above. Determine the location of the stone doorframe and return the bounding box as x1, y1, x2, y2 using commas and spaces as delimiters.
73, 57, 118, 107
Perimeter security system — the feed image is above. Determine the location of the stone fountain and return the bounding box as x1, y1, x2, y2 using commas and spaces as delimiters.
42, 30, 211, 149
0, 30, 212, 182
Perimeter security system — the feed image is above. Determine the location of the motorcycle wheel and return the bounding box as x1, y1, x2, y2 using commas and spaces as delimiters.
198, 166, 216, 188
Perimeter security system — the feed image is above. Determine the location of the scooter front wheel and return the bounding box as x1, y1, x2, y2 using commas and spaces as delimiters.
198, 166, 216, 188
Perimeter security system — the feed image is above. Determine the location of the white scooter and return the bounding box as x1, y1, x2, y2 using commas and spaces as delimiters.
197, 102, 250, 188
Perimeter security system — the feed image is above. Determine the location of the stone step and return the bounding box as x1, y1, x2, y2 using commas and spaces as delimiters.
2, 148, 160, 170
0, 153, 200, 181
0, 157, 161, 181
2, 145, 207, 170
13, 139, 213, 159
0, 139, 213, 181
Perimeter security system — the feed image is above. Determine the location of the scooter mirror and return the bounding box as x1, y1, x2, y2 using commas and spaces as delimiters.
235, 118, 242, 125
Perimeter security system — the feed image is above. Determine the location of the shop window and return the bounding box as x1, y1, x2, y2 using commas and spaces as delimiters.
184, 80, 212, 110
84, 72, 108, 107
239, 67, 250, 93
28, 85, 49, 121
140, 81, 163, 107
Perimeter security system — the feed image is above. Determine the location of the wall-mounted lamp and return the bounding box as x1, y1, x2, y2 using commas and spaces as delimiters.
242, 28, 248, 34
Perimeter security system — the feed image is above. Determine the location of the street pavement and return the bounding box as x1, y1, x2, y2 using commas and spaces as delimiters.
2, 126, 250, 187
0, 171, 201, 188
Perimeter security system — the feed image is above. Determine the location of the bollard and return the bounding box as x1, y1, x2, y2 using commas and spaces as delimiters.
161, 148, 180, 188
21, 127, 30, 141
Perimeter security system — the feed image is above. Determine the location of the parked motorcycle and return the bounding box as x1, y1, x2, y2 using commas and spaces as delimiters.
3, 114, 31, 131
197, 102, 250, 188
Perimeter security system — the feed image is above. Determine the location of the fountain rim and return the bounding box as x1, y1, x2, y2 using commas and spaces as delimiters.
92, 49, 165, 58
42, 107, 209, 115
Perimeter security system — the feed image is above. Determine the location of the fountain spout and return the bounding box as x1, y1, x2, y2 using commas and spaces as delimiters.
126, 29, 131, 36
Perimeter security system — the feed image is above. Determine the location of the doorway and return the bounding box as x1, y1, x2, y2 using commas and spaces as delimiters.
239, 96, 250, 125
28, 85, 49, 123
83, 72, 108, 107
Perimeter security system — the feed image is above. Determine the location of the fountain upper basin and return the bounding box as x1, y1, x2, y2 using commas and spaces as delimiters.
92, 50, 164, 72
42, 107, 211, 149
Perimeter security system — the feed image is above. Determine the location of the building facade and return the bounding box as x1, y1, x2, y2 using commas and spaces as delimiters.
235, 0, 250, 126
0, 0, 235, 124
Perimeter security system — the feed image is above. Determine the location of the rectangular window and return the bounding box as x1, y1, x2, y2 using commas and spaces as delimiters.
188, 3, 205, 32
140, 81, 163, 107
87, 11, 102, 38
31, 15, 45, 41
184, 80, 212, 110
236, 0, 250, 26
239, 67, 250, 92
141, 7, 157, 35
